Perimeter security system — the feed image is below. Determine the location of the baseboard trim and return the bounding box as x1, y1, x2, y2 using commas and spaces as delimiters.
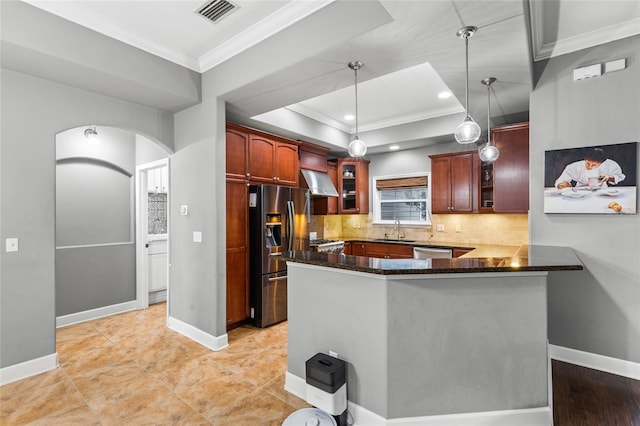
56, 300, 137, 328
148, 290, 167, 305
284, 372, 551, 426
549, 344, 640, 380
0, 353, 59, 386
167, 316, 228, 351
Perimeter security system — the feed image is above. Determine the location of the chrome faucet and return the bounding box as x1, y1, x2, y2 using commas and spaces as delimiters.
394, 219, 404, 240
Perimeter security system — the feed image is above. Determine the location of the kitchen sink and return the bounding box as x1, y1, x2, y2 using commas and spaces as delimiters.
373, 238, 416, 243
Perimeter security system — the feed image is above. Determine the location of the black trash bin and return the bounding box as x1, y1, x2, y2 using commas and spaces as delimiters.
305, 353, 347, 426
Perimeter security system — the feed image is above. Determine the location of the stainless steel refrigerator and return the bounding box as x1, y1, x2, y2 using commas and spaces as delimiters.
248, 185, 310, 327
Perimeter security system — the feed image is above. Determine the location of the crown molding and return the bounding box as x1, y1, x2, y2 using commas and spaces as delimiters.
286, 104, 464, 134
530, 1, 640, 61
24, 0, 201, 71
198, 0, 335, 72
25, 0, 334, 73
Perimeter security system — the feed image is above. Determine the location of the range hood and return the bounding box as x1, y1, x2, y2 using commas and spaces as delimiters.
301, 169, 339, 197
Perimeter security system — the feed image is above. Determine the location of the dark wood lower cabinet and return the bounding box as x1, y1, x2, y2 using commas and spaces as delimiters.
364, 242, 413, 259
226, 179, 249, 330
226, 247, 248, 328
492, 122, 530, 213
453, 248, 473, 258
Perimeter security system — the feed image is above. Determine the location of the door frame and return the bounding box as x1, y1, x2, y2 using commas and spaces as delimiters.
135, 158, 170, 310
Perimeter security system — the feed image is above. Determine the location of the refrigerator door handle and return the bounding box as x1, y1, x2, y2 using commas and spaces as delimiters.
268, 275, 287, 282
286, 200, 295, 251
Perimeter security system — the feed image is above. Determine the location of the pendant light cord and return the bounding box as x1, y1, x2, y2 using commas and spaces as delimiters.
354, 66, 360, 138
465, 35, 470, 118
486, 81, 491, 144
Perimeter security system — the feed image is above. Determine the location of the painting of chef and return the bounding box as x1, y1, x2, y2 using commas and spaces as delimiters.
544, 142, 637, 214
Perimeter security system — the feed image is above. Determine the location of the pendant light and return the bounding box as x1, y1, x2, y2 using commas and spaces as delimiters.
347, 61, 367, 157
454, 26, 481, 144
479, 77, 500, 162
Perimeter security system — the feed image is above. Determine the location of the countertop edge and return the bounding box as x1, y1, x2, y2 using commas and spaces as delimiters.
281, 245, 584, 275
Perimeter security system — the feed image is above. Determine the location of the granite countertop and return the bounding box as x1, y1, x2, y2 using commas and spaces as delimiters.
281, 245, 583, 275
344, 238, 520, 257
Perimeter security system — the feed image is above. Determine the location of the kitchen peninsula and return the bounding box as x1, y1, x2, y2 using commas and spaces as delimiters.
282, 246, 583, 425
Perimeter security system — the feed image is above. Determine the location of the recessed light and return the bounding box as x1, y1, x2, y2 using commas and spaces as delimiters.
389, 145, 400, 151
344, 114, 355, 121
438, 91, 452, 99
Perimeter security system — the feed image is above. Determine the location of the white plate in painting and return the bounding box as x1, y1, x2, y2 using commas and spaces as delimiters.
560, 189, 589, 198
599, 189, 620, 197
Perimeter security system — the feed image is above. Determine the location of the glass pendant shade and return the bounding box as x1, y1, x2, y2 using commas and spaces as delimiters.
348, 61, 366, 158
479, 76, 500, 163
455, 117, 481, 144
479, 143, 500, 162
454, 26, 480, 145
348, 136, 367, 157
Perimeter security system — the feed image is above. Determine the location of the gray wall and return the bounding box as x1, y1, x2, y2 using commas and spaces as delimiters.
55, 127, 136, 316
287, 264, 548, 418
0, 68, 173, 368
530, 35, 640, 363
136, 134, 170, 166
169, 0, 392, 338
367, 141, 473, 178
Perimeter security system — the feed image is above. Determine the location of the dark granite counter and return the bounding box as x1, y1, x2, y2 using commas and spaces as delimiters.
281, 245, 583, 275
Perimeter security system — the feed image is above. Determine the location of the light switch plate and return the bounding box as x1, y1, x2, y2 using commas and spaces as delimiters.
193, 231, 202, 243
6, 238, 18, 252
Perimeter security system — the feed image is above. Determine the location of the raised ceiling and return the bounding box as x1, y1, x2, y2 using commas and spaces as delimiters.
22, 0, 640, 154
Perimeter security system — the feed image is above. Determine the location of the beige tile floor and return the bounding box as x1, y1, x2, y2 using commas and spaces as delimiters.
0, 303, 310, 425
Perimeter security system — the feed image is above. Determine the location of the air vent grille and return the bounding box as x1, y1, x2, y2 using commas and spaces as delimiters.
196, 0, 237, 23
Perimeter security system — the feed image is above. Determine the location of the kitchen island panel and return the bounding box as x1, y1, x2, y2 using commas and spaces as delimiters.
286, 262, 551, 421
287, 264, 390, 416
387, 273, 548, 417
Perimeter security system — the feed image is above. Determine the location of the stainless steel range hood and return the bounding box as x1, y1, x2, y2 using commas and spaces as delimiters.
301, 169, 338, 197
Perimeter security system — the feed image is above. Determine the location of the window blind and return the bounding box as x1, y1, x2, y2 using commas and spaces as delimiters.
376, 176, 427, 190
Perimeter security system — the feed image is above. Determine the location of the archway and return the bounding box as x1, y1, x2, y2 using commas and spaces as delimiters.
55, 125, 171, 327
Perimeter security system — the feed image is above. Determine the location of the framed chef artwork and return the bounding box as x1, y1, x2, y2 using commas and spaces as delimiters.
544, 142, 637, 214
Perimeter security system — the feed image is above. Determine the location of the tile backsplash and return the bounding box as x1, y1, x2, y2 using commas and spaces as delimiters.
310, 213, 529, 246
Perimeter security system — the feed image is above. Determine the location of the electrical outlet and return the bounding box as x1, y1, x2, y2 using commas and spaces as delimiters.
329, 350, 338, 358
436, 224, 445, 232
193, 231, 202, 243
455, 224, 461, 233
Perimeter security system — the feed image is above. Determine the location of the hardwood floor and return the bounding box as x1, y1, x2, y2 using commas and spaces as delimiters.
1, 302, 638, 425
552, 360, 640, 425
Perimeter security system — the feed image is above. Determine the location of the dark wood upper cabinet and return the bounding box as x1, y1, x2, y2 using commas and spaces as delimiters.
248, 135, 277, 184
337, 158, 370, 214
225, 124, 249, 181
299, 144, 329, 172
234, 126, 299, 187
492, 122, 529, 213
430, 151, 479, 214
274, 142, 299, 187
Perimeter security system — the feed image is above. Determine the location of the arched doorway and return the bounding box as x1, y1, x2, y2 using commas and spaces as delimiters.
55, 125, 171, 327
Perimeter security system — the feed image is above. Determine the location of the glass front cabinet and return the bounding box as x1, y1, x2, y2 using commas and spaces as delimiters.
337, 158, 370, 214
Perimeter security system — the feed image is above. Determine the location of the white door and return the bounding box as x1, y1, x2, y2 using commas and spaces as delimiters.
135, 159, 170, 310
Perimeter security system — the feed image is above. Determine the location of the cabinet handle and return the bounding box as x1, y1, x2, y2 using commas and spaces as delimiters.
246, 173, 250, 177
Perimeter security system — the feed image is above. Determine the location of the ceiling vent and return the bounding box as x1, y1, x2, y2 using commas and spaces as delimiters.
196, 0, 238, 24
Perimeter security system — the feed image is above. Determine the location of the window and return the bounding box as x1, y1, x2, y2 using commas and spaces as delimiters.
372, 174, 431, 225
